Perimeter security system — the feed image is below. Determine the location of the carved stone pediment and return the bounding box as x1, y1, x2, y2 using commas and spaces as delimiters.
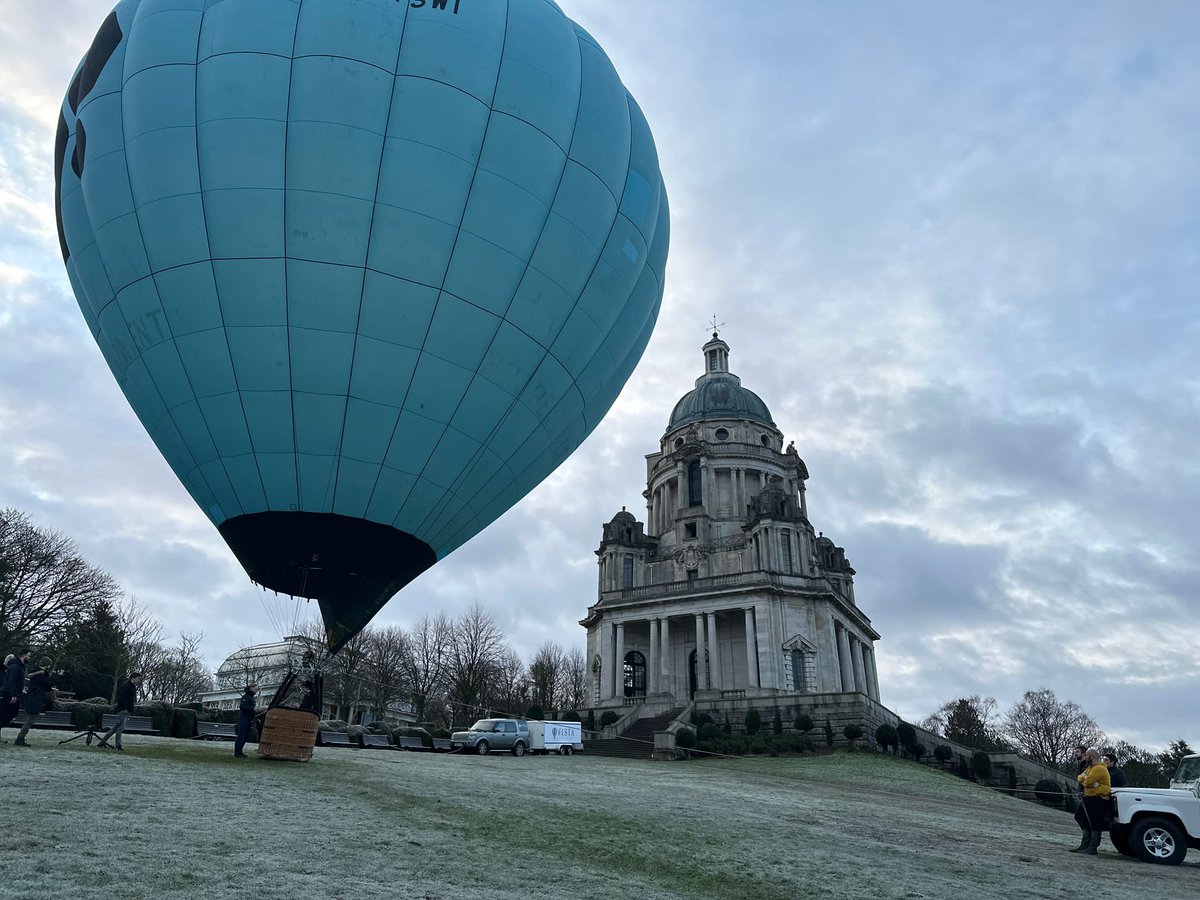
674, 546, 707, 570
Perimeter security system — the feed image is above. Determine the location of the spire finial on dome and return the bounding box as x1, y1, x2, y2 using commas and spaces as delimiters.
708, 314, 724, 338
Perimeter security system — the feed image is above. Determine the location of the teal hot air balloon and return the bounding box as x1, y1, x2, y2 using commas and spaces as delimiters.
55, 0, 669, 650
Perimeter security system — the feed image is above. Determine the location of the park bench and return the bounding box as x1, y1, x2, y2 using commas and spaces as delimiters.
396, 736, 429, 751
319, 731, 353, 748
432, 738, 453, 752
6, 710, 75, 730
361, 734, 393, 749
196, 721, 237, 741
100, 714, 159, 735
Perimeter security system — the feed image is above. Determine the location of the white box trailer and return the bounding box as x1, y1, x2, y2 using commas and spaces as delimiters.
528, 720, 584, 755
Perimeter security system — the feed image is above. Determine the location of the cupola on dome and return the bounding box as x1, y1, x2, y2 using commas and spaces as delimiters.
667, 333, 775, 431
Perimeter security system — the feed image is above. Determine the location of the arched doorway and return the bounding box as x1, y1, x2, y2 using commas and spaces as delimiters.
623, 650, 646, 698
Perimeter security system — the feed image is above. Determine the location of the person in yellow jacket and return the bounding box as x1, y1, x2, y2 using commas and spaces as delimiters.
1071, 748, 1112, 855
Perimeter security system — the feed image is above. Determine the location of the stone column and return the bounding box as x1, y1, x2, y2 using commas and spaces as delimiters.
694, 613, 705, 692
836, 624, 855, 693
648, 619, 659, 695
851, 637, 866, 697
744, 607, 759, 689
614, 622, 625, 700
736, 468, 745, 516
706, 612, 721, 691
600, 619, 612, 700
661, 617, 672, 698
864, 646, 879, 701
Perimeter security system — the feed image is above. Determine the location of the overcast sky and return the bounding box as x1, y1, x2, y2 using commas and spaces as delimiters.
2, 1, 1197, 750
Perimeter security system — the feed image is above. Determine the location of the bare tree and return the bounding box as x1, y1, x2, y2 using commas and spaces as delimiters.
561, 646, 588, 712
400, 613, 452, 724
0, 508, 120, 647
492, 647, 528, 714
1003, 688, 1104, 768
447, 604, 506, 724
528, 641, 565, 711
365, 625, 410, 720
112, 596, 164, 702
323, 628, 372, 723
143, 632, 213, 705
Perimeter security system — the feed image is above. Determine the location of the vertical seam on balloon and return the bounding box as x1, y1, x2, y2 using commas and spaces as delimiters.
192, 0, 273, 518
433, 40, 639, 551
408, 11, 588, 543
328, 0, 413, 521
365, 0, 513, 535
281, 0, 306, 514
117, 3, 234, 522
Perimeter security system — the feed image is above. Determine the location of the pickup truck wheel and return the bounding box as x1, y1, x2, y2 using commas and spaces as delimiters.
475, 740, 489, 756
512, 741, 526, 757
1108, 826, 1135, 857
1131, 817, 1187, 865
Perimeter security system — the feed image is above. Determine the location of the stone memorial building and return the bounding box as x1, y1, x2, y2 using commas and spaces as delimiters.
580, 332, 881, 710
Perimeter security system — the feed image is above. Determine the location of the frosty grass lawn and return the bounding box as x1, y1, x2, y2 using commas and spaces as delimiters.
3, 736, 1198, 900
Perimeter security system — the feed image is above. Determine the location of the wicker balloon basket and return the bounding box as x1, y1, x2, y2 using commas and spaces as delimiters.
257, 708, 320, 762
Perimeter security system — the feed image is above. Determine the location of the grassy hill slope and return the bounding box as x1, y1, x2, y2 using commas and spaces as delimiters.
2, 736, 1197, 899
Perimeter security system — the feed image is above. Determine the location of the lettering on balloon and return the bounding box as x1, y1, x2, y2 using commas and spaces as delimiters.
405, 0, 462, 12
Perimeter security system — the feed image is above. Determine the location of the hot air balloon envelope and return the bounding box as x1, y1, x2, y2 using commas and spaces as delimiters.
56, 0, 669, 649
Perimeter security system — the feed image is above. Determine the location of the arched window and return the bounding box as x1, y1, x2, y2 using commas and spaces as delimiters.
688, 460, 702, 506
623, 650, 646, 697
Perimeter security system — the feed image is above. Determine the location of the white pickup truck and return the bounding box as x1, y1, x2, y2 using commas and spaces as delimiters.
1109, 766, 1200, 865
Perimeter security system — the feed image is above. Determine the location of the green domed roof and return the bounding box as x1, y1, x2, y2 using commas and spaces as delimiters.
667, 334, 775, 431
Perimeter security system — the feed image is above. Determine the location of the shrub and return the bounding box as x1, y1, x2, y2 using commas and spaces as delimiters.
562, 710, 581, 722
63, 701, 105, 731
896, 722, 917, 750
599, 710, 619, 728
692, 711, 714, 728
392, 726, 433, 748
135, 702, 175, 736
909, 743, 926, 761
170, 708, 198, 739
794, 714, 814, 734
346, 725, 369, 746
586, 709, 595, 732
320, 719, 350, 732
843, 724, 864, 750
824, 718, 835, 748
743, 709, 762, 735
1032, 779, 1061, 806
875, 724, 899, 754
675, 727, 696, 750
432, 728, 450, 739
697, 722, 722, 742
972, 750, 993, 780
772, 709, 783, 735
525, 705, 544, 720
934, 744, 953, 764
366, 720, 391, 734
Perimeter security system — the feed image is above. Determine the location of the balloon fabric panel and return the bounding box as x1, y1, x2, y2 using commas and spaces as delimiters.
57, 0, 669, 651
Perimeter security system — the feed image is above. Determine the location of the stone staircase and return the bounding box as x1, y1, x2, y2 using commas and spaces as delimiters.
584, 710, 684, 759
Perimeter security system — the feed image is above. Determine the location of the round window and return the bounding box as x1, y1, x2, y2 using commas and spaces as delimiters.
714, 428, 729, 441
760, 435, 771, 447
673, 437, 684, 450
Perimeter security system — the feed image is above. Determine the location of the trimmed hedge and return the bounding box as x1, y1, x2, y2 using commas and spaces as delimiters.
170, 708, 198, 739
561, 710, 581, 722
62, 701, 106, 730
743, 709, 762, 735
599, 710, 619, 728
794, 714, 814, 734
393, 726, 433, 748
698, 733, 816, 756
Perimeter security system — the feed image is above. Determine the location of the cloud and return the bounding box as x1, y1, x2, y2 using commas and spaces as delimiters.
1, 1, 1197, 750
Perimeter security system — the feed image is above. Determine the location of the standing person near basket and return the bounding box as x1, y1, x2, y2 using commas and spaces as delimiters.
97, 672, 143, 751
13, 659, 58, 747
1071, 748, 1112, 855
234, 683, 258, 758
0, 649, 31, 743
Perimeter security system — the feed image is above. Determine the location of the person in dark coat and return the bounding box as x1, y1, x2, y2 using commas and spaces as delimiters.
0, 649, 31, 742
234, 683, 258, 758
97, 672, 143, 751
1103, 753, 1128, 788
13, 659, 58, 746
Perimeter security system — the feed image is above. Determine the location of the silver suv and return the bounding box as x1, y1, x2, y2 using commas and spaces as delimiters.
451, 718, 529, 756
